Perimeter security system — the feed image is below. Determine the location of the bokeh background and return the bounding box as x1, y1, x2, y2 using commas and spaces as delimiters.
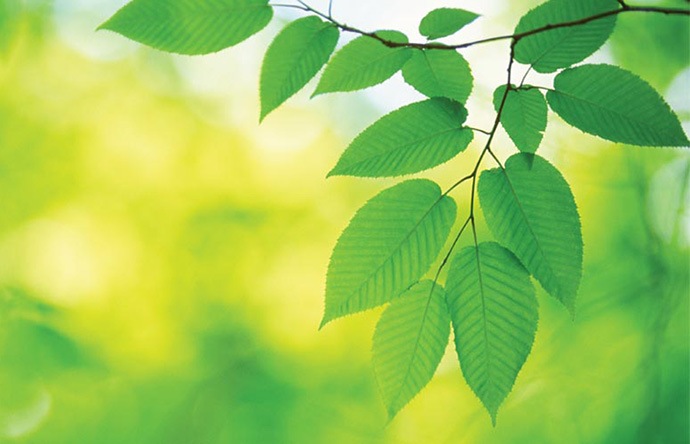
0, 0, 688, 442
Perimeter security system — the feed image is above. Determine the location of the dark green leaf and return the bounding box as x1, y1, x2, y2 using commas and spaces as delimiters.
329, 98, 473, 178
260, 17, 339, 121
99, 0, 273, 55
494, 85, 547, 153
446, 242, 538, 424
373, 280, 451, 419
313, 31, 412, 96
514, 0, 618, 73
402, 49, 473, 104
419, 8, 479, 40
322, 180, 456, 326
478, 154, 583, 312
547, 64, 689, 147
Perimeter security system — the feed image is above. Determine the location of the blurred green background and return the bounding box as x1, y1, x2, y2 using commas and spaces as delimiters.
0, 0, 688, 443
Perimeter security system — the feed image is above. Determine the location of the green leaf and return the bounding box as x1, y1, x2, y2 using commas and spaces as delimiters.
402, 49, 473, 104
313, 31, 413, 96
419, 8, 479, 40
494, 85, 547, 154
446, 242, 538, 424
547, 64, 690, 147
329, 99, 473, 178
373, 280, 451, 419
260, 17, 339, 121
322, 180, 456, 326
98, 0, 273, 55
514, 0, 618, 73
478, 154, 583, 312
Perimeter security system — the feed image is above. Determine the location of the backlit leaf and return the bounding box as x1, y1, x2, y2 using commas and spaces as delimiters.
547, 64, 690, 147
99, 0, 273, 55
313, 31, 412, 96
446, 242, 538, 424
322, 180, 456, 326
373, 281, 451, 419
419, 8, 479, 40
514, 0, 618, 73
260, 17, 339, 120
494, 85, 547, 153
402, 49, 473, 104
478, 154, 583, 312
329, 98, 473, 178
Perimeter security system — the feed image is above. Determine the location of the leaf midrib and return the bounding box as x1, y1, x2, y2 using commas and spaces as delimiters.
550, 88, 681, 140
337, 126, 466, 173
499, 168, 564, 297
331, 196, 448, 317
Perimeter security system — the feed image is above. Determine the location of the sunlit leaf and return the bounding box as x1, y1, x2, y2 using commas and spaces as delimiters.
313, 31, 412, 96
402, 49, 473, 104
373, 280, 451, 419
99, 0, 273, 55
478, 154, 583, 312
494, 85, 547, 153
419, 8, 479, 40
322, 180, 456, 326
514, 0, 618, 73
329, 98, 473, 177
547, 64, 690, 147
260, 17, 339, 120
446, 242, 538, 424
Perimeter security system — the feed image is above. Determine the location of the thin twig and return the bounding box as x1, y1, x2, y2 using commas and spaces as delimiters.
270, 2, 689, 51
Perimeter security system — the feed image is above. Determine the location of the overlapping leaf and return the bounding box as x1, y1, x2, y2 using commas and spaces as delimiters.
313, 31, 412, 96
99, 0, 273, 55
446, 242, 538, 424
478, 154, 582, 312
547, 64, 690, 147
402, 49, 473, 104
514, 0, 618, 73
329, 98, 473, 178
494, 85, 547, 153
322, 180, 456, 326
260, 17, 339, 120
373, 281, 451, 419
419, 8, 479, 40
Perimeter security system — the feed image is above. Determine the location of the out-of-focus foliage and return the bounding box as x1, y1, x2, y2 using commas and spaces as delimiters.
0, 0, 687, 443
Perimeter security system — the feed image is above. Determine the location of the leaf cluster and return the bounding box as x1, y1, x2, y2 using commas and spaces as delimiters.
100, 0, 689, 423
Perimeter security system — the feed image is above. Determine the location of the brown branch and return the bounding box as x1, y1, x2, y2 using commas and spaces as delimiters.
272, 2, 690, 51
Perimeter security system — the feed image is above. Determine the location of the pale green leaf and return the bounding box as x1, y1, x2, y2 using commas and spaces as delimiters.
329, 98, 473, 178
313, 31, 412, 96
446, 242, 538, 424
99, 0, 273, 55
547, 64, 690, 147
373, 280, 451, 419
322, 180, 456, 326
402, 49, 473, 104
514, 0, 618, 73
494, 85, 547, 154
478, 154, 583, 312
419, 8, 479, 40
260, 17, 339, 121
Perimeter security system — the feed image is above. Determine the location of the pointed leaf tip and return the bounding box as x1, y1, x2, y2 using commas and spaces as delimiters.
478, 154, 583, 310
446, 242, 538, 423
419, 8, 480, 40
373, 281, 451, 419
260, 16, 339, 119
100, 0, 274, 55
322, 180, 456, 323
548, 64, 690, 147
329, 99, 472, 178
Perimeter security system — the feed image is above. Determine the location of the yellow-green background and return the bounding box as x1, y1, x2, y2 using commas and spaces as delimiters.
0, 0, 688, 443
